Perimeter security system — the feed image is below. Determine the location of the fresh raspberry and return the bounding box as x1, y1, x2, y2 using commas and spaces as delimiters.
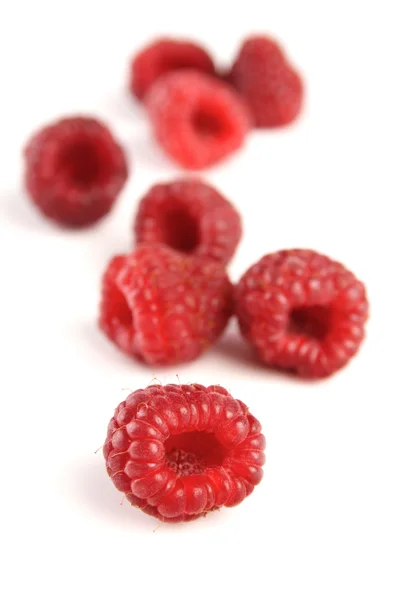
130, 38, 216, 101
229, 36, 303, 127
24, 116, 128, 227
235, 249, 368, 378
104, 383, 266, 522
134, 179, 242, 264
99, 243, 233, 365
146, 71, 251, 169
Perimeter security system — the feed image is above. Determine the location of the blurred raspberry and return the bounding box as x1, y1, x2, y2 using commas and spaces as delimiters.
229, 36, 303, 127
134, 178, 242, 264
130, 38, 216, 100
24, 116, 128, 227
146, 70, 251, 169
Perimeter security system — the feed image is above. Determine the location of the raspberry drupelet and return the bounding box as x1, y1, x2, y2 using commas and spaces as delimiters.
104, 384, 266, 522
146, 71, 251, 169
99, 244, 233, 365
235, 249, 368, 378
130, 38, 216, 100
24, 116, 128, 227
134, 179, 242, 264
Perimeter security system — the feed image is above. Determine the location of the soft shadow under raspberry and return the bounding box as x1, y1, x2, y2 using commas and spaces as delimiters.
71, 457, 152, 530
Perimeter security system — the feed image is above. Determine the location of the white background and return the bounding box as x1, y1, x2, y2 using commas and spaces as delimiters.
1, 1, 399, 598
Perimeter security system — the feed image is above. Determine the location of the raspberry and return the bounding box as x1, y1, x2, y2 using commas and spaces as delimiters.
235, 249, 368, 378
146, 71, 251, 169
24, 117, 128, 227
99, 243, 233, 365
104, 384, 266, 522
130, 38, 216, 100
229, 36, 303, 127
134, 179, 242, 264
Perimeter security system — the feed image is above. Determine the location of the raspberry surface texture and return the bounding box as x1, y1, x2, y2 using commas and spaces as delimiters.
229, 36, 303, 127
146, 71, 251, 169
130, 38, 216, 100
134, 179, 242, 264
24, 117, 128, 227
104, 384, 266, 522
235, 249, 368, 377
99, 244, 233, 365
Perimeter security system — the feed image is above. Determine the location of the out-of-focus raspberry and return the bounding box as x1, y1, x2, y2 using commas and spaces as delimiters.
24, 116, 128, 227
146, 70, 251, 169
229, 36, 303, 127
130, 38, 216, 100
134, 178, 242, 264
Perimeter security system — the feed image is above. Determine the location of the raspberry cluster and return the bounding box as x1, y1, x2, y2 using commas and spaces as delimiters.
21, 34, 370, 525
24, 35, 304, 226
97, 174, 368, 379
129, 35, 304, 168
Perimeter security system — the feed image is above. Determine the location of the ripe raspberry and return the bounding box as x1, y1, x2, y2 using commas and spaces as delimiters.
99, 243, 233, 365
24, 117, 128, 227
146, 71, 251, 169
229, 36, 303, 127
235, 249, 368, 378
130, 38, 216, 100
104, 383, 266, 522
134, 179, 242, 264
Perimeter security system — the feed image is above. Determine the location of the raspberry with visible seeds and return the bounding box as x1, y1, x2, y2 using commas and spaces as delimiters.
130, 38, 216, 100
229, 36, 303, 128
146, 71, 251, 169
104, 383, 266, 523
134, 179, 242, 264
235, 249, 368, 378
99, 243, 233, 365
24, 116, 128, 227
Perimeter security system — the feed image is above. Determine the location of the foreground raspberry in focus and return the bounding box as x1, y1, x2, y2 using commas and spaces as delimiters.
146, 71, 251, 169
24, 117, 128, 227
130, 38, 216, 100
104, 384, 266, 522
229, 36, 303, 128
235, 249, 368, 377
134, 179, 242, 264
99, 244, 233, 365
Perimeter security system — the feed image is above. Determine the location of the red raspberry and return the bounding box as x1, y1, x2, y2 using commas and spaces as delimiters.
104, 383, 266, 522
24, 117, 128, 228
229, 36, 303, 128
99, 243, 233, 365
146, 71, 251, 169
134, 179, 242, 264
130, 38, 216, 100
235, 249, 368, 378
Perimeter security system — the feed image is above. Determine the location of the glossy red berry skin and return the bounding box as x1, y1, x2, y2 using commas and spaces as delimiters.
134, 179, 242, 265
146, 71, 251, 169
104, 384, 266, 523
24, 116, 128, 227
99, 244, 233, 365
235, 249, 368, 378
130, 38, 216, 100
229, 36, 303, 128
